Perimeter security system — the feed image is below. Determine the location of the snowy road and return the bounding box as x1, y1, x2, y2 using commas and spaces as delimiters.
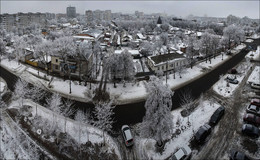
192, 63, 259, 159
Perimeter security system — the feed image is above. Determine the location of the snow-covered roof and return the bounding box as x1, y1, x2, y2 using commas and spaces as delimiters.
137, 33, 145, 39
149, 53, 185, 66
62, 23, 71, 27
197, 32, 202, 37
80, 29, 103, 38
73, 35, 94, 41
115, 50, 140, 56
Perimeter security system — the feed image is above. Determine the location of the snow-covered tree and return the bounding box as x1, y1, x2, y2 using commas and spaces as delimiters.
0, 38, 6, 57
222, 25, 245, 50
61, 99, 76, 133
13, 36, 27, 63
121, 49, 136, 82
199, 32, 212, 63
210, 34, 220, 59
141, 77, 174, 147
93, 101, 115, 143
160, 32, 169, 45
180, 89, 195, 125
13, 79, 30, 107
140, 42, 154, 57
78, 41, 92, 84
186, 35, 198, 68
34, 40, 53, 75
45, 93, 62, 132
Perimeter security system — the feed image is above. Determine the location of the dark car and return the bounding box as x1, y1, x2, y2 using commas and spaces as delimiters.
246, 104, 260, 116
242, 124, 259, 138
229, 68, 238, 74
209, 106, 225, 126
230, 150, 251, 160
226, 75, 239, 84
243, 113, 260, 126
195, 124, 211, 143
251, 98, 260, 107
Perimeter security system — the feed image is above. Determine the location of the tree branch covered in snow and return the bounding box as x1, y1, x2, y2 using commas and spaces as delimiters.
141, 77, 174, 146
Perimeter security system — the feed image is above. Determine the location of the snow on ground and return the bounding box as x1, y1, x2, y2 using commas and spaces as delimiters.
245, 46, 260, 61
137, 100, 220, 159
247, 66, 260, 84
213, 61, 252, 97
8, 99, 122, 159
0, 43, 247, 104
0, 58, 27, 74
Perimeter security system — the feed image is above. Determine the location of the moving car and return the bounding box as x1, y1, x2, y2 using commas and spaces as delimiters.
251, 98, 260, 107
195, 124, 211, 143
243, 113, 260, 126
171, 145, 192, 160
226, 75, 239, 84
121, 125, 134, 147
246, 104, 260, 116
209, 106, 225, 126
251, 83, 260, 90
230, 150, 251, 160
242, 124, 259, 138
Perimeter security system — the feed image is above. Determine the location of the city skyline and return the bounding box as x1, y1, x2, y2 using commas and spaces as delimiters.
1, 1, 259, 19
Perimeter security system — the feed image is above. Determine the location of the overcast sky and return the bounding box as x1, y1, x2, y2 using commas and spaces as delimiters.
1, 1, 259, 19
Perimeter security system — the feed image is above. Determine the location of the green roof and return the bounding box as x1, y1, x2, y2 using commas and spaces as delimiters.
150, 53, 185, 65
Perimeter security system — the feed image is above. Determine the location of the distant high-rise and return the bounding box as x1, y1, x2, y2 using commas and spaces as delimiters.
85, 10, 93, 22
66, 6, 76, 18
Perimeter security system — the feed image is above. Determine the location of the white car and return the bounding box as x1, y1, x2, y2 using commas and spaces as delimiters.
121, 125, 134, 147
251, 83, 260, 90
172, 145, 192, 160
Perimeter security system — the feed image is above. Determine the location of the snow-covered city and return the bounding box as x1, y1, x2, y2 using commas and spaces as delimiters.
0, 1, 260, 160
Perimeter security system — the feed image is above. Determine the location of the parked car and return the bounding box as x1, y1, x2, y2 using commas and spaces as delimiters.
251, 98, 260, 107
243, 113, 260, 126
121, 125, 134, 147
209, 106, 225, 126
246, 104, 260, 116
230, 150, 251, 160
171, 145, 192, 160
228, 68, 238, 74
195, 124, 211, 143
242, 124, 259, 137
251, 83, 260, 90
226, 75, 239, 84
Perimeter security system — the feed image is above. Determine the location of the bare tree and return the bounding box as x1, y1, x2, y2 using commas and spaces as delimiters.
141, 77, 174, 147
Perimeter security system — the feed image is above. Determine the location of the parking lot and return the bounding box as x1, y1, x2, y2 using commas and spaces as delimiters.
191, 63, 260, 159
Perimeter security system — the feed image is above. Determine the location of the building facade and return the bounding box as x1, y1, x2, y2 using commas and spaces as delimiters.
147, 53, 188, 73
66, 6, 76, 18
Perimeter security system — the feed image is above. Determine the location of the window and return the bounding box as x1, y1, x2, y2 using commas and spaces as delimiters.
56, 59, 58, 63
158, 67, 160, 70
55, 65, 58, 70
176, 62, 178, 66
162, 66, 164, 70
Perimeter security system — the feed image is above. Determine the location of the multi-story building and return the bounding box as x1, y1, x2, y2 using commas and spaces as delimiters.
103, 10, 112, 21
0, 13, 17, 31
93, 10, 103, 20
85, 10, 93, 22
66, 6, 76, 18
0, 12, 48, 31
135, 11, 144, 19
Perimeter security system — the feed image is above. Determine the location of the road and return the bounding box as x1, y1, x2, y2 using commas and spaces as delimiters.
192, 62, 259, 159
